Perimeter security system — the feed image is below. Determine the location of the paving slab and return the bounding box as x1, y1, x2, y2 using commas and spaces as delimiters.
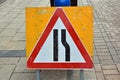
0, 0, 6, 4
95, 72, 105, 80
97, 52, 111, 56
0, 37, 12, 47
98, 55, 112, 60
4, 41, 25, 50
18, 24, 25, 32
13, 69, 96, 80
12, 70, 96, 80
112, 55, 120, 63
101, 65, 117, 70
40, 70, 67, 80
96, 48, 109, 53
10, 73, 36, 80
82, 69, 96, 80
95, 45, 108, 49
5, 23, 21, 29
2, 17, 14, 23
0, 29, 18, 37
0, 22, 9, 28
103, 70, 119, 75
105, 75, 120, 80
12, 32, 25, 41
0, 29, 3, 32
0, 57, 20, 65
116, 64, 120, 72
14, 57, 36, 72
94, 64, 102, 72
94, 56, 100, 64
0, 46, 5, 50
0, 65, 16, 80
100, 60, 114, 65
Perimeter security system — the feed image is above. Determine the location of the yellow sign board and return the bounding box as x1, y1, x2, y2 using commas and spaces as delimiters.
26, 7, 93, 60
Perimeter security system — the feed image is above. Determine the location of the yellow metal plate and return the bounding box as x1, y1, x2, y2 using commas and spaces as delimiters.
26, 7, 93, 59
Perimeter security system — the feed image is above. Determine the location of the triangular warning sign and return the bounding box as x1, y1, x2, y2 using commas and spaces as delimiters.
27, 8, 93, 69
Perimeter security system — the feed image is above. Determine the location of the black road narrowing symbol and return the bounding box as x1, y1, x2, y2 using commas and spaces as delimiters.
53, 29, 70, 62
53, 29, 58, 61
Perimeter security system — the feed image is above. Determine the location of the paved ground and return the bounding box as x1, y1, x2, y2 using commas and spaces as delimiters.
0, 0, 120, 80
0, 0, 6, 4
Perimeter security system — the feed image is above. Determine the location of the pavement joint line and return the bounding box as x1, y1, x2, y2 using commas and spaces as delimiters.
116, 64, 120, 73
0, 0, 23, 22
17, 57, 21, 64
0, 0, 12, 7
13, 72, 36, 73
7, 21, 25, 44
9, 60, 18, 80
12, 58, 22, 80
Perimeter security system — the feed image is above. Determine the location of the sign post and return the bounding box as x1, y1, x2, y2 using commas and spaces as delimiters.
26, 1, 93, 80
26, 7, 93, 69
80, 70, 84, 80
36, 70, 40, 80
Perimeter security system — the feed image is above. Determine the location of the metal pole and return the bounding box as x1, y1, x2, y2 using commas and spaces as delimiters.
50, 0, 54, 6
80, 70, 84, 80
36, 70, 40, 80
71, 0, 77, 6
67, 70, 73, 80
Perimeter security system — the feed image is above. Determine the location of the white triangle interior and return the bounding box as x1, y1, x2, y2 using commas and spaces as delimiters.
34, 18, 86, 63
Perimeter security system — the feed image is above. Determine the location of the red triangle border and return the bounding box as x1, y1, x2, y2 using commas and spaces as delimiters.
27, 8, 93, 69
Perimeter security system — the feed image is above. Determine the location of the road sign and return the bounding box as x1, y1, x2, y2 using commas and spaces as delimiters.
26, 7, 93, 69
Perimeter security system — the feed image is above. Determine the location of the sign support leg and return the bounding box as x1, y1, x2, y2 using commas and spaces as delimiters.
67, 70, 73, 80
36, 70, 41, 80
80, 70, 84, 80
